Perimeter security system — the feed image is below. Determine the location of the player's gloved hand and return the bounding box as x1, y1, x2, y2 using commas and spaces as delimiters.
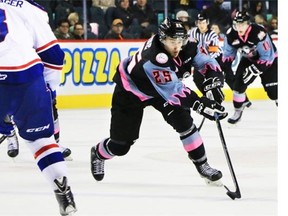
203, 77, 224, 103
243, 64, 262, 85
192, 97, 227, 121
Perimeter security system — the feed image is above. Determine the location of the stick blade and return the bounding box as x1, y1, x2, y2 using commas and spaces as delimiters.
224, 185, 241, 200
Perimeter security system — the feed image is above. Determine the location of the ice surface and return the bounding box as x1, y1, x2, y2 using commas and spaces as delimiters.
0, 101, 279, 215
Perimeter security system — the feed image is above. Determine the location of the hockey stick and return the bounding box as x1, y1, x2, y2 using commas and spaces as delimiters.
215, 113, 241, 200
0, 135, 7, 144
198, 117, 205, 132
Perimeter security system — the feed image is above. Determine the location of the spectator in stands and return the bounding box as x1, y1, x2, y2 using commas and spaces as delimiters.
113, 0, 142, 38
131, 0, 158, 35
92, 0, 115, 12
86, 23, 99, 39
203, 0, 231, 30
67, 12, 80, 32
89, 6, 109, 39
176, 10, 193, 31
250, 0, 268, 18
113, 0, 134, 29
267, 16, 278, 40
176, 10, 189, 22
72, 22, 85, 39
210, 22, 226, 41
104, 19, 134, 39
71, 0, 92, 21
54, 0, 75, 28
173, 0, 198, 12
54, 19, 75, 40
254, 14, 268, 30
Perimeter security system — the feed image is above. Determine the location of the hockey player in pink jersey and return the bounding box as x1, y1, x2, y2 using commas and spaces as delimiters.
90, 18, 227, 187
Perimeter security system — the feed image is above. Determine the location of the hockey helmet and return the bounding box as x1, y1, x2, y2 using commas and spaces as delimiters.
197, 12, 209, 22
195, 11, 209, 26
233, 10, 250, 23
158, 18, 188, 41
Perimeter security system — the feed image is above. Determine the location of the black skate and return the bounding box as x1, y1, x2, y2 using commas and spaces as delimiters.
196, 162, 223, 186
7, 130, 19, 158
228, 100, 252, 124
90, 146, 105, 181
54, 177, 77, 216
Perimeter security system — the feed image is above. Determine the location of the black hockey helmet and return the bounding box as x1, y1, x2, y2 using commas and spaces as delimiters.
158, 18, 188, 41
195, 11, 209, 25
233, 10, 250, 23
197, 12, 208, 21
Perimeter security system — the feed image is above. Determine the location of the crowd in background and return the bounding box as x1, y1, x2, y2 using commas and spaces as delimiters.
35, 0, 278, 40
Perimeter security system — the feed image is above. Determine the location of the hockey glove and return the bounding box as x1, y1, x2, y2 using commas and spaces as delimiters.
192, 97, 227, 121
202, 77, 225, 103
243, 64, 262, 85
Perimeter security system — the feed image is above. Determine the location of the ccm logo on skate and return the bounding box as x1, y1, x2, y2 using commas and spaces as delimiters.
26, 124, 50, 132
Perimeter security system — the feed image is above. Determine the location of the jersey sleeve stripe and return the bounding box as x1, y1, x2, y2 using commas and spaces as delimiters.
36, 40, 59, 53
43, 62, 63, 70
0, 58, 42, 71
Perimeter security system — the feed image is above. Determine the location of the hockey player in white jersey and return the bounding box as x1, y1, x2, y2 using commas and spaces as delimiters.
0, 104, 72, 160
0, 1, 76, 215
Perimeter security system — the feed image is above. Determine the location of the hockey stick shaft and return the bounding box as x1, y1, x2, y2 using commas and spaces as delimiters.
215, 115, 241, 199
0, 135, 7, 144
198, 117, 205, 132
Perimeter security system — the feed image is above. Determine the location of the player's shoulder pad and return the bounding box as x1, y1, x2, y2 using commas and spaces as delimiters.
186, 39, 198, 48
180, 40, 198, 59
250, 23, 267, 42
225, 27, 238, 42
226, 27, 233, 35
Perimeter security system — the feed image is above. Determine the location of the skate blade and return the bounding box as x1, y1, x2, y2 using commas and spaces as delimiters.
62, 206, 77, 216
204, 178, 223, 187
64, 155, 73, 161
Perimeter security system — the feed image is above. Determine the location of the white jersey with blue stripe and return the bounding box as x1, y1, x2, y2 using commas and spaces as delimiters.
0, 0, 64, 87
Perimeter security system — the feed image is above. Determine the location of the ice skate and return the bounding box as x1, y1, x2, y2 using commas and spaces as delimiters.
196, 162, 223, 186
228, 100, 252, 124
90, 145, 105, 181
54, 177, 77, 216
7, 130, 19, 158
